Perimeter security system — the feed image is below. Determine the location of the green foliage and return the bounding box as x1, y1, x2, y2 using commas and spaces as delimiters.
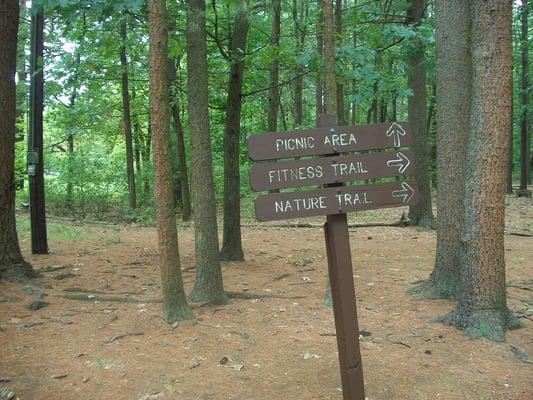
13, 0, 528, 221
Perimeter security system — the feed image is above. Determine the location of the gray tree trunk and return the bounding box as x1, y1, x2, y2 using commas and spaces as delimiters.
147, 0, 192, 321
445, 0, 517, 341
186, 0, 227, 304
411, 0, 470, 299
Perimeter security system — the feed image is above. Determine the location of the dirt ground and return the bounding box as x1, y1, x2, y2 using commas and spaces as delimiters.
1, 195, 532, 400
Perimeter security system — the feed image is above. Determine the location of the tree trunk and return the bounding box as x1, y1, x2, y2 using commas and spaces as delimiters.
268, 0, 281, 132
28, 6, 48, 254
518, 0, 531, 197
406, 0, 433, 227
371, 80, 378, 123
220, 0, 249, 262
322, 0, 337, 115
411, 0, 470, 299
147, 0, 193, 321
0, 0, 33, 280
335, 0, 345, 125
119, 18, 137, 210
507, 72, 514, 194
142, 115, 151, 197
169, 59, 192, 221
186, 0, 227, 304
315, 0, 324, 122
66, 48, 81, 211
322, 0, 337, 308
445, 0, 516, 341
292, 0, 307, 128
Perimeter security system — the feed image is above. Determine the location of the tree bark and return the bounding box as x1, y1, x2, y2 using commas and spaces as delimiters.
335, 0, 345, 125
315, 0, 324, 122
292, 0, 307, 128
119, 18, 137, 210
186, 0, 227, 304
322, 0, 337, 115
445, 0, 516, 341
411, 0, 470, 299
147, 0, 193, 321
169, 59, 191, 221
507, 71, 514, 194
268, 0, 281, 132
518, 0, 531, 197
0, 0, 33, 280
220, 0, 249, 262
406, 0, 433, 227
322, 0, 337, 308
66, 46, 82, 210
28, 6, 48, 254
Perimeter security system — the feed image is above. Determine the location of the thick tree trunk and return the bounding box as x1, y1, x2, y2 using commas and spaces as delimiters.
119, 19, 137, 210
220, 0, 249, 262
0, 0, 33, 280
268, 0, 281, 132
411, 0, 470, 299
147, 0, 193, 321
445, 0, 516, 341
28, 6, 48, 254
518, 0, 531, 197
406, 0, 433, 227
186, 0, 227, 304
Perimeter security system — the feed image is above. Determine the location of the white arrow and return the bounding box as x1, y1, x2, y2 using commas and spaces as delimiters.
385, 122, 406, 148
392, 182, 415, 203
386, 151, 410, 174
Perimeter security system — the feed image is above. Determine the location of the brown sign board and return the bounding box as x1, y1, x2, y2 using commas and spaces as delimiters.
249, 150, 415, 192
254, 181, 420, 222
247, 122, 411, 161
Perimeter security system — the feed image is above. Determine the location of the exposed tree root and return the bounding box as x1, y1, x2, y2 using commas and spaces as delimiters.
435, 307, 524, 342
0, 262, 39, 283
189, 288, 228, 306
408, 279, 458, 300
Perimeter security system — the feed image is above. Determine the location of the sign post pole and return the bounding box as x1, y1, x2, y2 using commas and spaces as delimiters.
324, 214, 365, 399
247, 113, 420, 399
319, 114, 365, 399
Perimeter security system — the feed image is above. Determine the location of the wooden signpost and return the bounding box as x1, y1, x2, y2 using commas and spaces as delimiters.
247, 114, 420, 400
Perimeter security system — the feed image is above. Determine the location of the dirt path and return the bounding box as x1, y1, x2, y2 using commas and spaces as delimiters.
0, 197, 531, 400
